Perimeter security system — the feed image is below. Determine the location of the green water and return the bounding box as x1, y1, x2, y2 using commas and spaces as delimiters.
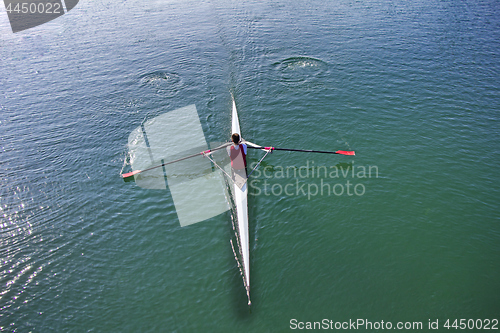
1, 0, 499, 331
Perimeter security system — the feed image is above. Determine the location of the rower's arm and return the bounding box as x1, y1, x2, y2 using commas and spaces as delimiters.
242, 139, 263, 149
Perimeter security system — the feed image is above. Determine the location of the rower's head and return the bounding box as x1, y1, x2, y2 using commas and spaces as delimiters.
231, 133, 240, 144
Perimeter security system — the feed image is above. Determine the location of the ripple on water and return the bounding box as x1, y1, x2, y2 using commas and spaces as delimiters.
272, 56, 328, 85
139, 71, 183, 97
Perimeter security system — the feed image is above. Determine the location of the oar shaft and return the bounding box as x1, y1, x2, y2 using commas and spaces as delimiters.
247, 146, 355, 156
141, 151, 204, 172
121, 142, 231, 178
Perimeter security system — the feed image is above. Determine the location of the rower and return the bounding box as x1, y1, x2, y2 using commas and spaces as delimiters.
229, 133, 247, 174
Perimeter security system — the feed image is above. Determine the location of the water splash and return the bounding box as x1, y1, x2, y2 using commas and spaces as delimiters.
272, 56, 328, 85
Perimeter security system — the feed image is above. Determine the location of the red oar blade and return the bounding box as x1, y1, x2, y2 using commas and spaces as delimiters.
335, 150, 355, 156
121, 169, 142, 178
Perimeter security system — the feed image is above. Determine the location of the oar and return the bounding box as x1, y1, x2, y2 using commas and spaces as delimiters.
247, 146, 355, 156
121, 142, 231, 179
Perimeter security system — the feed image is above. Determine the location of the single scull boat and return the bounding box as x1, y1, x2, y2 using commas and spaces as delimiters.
230, 95, 251, 305
121, 94, 355, 306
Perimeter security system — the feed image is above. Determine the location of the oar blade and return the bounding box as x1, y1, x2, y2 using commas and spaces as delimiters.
335, 150, 355, 156
121, 169, 142, 178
